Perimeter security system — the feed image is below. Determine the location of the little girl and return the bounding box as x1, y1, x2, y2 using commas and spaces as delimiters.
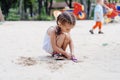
43, 12, 77, 61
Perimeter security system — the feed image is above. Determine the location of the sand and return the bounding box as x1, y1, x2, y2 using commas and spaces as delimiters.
0, 21, 120, 80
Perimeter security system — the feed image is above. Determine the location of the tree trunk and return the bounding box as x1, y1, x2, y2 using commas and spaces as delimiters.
48, 0, 53, 15
29, 4, 33, 17
1, 0, 11, 17
38, 0, 42, 15
24, 0, 27, 13
87, 0, 92, 19
65, 0, 73, 8
44, 0, 47, 15
24, 0, 30, 19
69, 0, 73, 8
65, 0, 69, 6
19, 0, 24, 19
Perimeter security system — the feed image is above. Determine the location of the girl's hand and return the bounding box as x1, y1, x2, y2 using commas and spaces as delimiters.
67, 54, 75, 60
70, 54, 78, 62
66, 53, 72, 60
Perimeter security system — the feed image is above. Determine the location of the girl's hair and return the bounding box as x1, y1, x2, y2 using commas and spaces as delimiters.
56, 11, 76, 35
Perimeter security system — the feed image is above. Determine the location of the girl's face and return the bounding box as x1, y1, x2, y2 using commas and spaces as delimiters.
59, 22, 74, 33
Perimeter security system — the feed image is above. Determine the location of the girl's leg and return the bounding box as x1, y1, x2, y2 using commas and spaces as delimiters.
61, 33, 70, 51
53, 33, 70, 60
52, 33, 65, 57
55, 33, 71, 58
56, 33, 70, 50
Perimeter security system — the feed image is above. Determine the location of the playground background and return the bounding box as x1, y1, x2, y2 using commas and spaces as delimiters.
0, 0, 120, 21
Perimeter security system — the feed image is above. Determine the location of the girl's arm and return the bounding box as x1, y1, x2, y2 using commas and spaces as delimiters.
69, 37, 74, 57
50, 29, 71, 59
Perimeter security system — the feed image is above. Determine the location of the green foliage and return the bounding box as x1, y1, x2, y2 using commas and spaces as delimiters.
90, 8, 94, 20
108, 0, 120, 2
37, 15, 53, 21
55, 0, 65, 2
47, 0, 64, 2
6, 8, 20, 21
27, 0, 36, 5
37, 7, 53, 21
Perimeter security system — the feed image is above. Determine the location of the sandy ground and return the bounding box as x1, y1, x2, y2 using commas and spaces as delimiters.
0, 21, 120, 80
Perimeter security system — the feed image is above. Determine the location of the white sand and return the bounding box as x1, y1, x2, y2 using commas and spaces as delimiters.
0, 21, 120, 80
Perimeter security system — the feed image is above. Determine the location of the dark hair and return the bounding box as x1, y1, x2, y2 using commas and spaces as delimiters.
56, 11, 76, 35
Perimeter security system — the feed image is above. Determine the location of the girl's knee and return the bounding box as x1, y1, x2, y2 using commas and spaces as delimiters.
63, 33, 71, 43
58, 33, 69, 39
57, 33, 66, 40
56, 33, 70, 46
56, 34, 66, 47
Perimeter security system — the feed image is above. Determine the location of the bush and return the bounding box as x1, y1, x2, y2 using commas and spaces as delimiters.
37, 7, 53, 21
37, 14, 53, 21
6, 8, 20, 21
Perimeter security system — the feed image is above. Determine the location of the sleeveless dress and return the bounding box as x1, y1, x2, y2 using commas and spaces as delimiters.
43, 31, 54, 54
